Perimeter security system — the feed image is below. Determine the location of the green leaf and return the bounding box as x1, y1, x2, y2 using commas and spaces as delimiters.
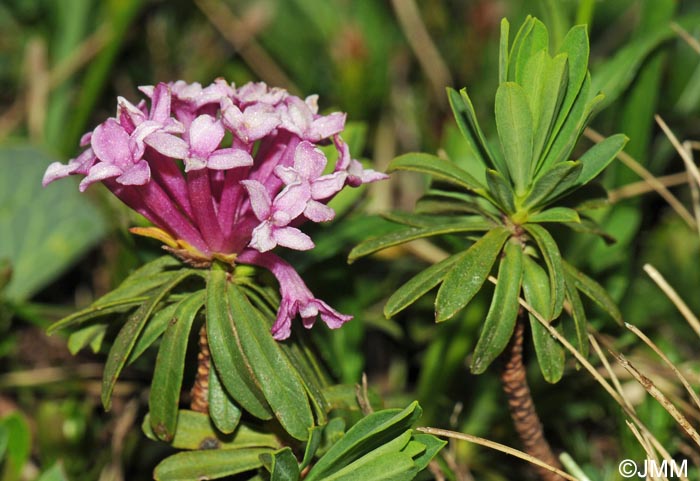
540, 74, 604, 174
485, 169, 515, 213
0, 146, 106, 301
208, 359, 242, 435
35, 463, 69, 481
436, 227, 510, 322
495, 82, 534, 195
527, 207, 580, 223
263, 448, 300, 481
321, 431, 416, 481
499, 18, 510, 84
522, 256, 565, 383
48, 297, 148, 334
446, 88, 500, 174
142, 410, 278, 450
531, 53, 569, 169
128, 301, 180, 364
67, 323, 107, 354
410, 433, 447, 471
384, 251, 467, 318
575, 133, 628, 187
564, 275, 589, 359
563, 217, 615, 245
348, 218, 492, 263
563, 260, 623, 325
153, 448, 271, 481
149, 291, 205, 441
0, 412, 31, 481
471, 241, 523, 374
387, 152, 484, 192
102, 270, 197, 410
524, 161, 581, 209
206, 269, 272, 420
512, 17, 549, 85
228, 284, 314, 441
381, 212, 489, 229
305, 402, 423, 481
300, 425, 325, 470
524, 224, 565, 320
549, 25, 590, 143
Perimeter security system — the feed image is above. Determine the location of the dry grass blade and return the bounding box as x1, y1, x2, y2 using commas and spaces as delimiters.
585, 127, 696, 229
390, 0, 453, 105
608, 172, 691, 203
672, 22, 700, 55
613, 352, 700, 448
588, 333, 635, 413
194, 0, 299, 94
416, 427, 581, 481
505, 282, 678, 467
643, 264, 700, 338
625, 421, 672, 481
625, 322, 700, 410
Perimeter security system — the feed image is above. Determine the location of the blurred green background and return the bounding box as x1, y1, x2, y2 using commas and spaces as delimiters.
1, 0, 700, 479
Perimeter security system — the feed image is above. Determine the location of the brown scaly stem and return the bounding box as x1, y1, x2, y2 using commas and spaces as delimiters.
190, 324, 210, 413
500, 312, 564, 481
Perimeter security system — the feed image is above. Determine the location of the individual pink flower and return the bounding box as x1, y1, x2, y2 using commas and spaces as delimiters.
43, 79, 385, 339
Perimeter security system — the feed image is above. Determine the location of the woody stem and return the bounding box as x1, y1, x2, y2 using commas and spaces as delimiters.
190, 324, 210, 413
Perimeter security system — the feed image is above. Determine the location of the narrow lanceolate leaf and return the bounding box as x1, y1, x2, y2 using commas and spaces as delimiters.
381, 212, 491, 229
128, 302, 180, 364
564, 274, 589, 359
485, 169, 515, 213
524, 224, 565, 320
208, 357, 242, 434
512, 17, 549, 84
550, 26, 589, 140
522, 256, 565, 383
523, 161, 581, 209
563, 260, 623, 325
387, 152, 484, 192
228, 284, 314, 441
575, 133, 628, 187
527, 207, 580, 224
495, 82, 534, 195
149, 291, 205, 441
499, 18, 510, 84
348, 218, 492, 263
263, 448, 300, 481
305, 402, 422, 481
102, 269, 197, 411
436, 227, 510, 322
471, 241, 523, 374
153, 448, 272, 481
206, 269, 272, 420
531, 53, 568, 170
446, 88, 488, 171
384, 251, 467, 318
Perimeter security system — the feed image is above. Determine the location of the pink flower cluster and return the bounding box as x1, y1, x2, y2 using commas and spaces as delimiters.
43, 79, 386, 339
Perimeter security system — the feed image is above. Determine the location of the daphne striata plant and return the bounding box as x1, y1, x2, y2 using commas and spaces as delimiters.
43, 80, 444, 480
351, 16, 627, 480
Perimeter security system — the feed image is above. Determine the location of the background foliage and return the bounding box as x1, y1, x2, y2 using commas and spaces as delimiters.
1, 0, 700, 479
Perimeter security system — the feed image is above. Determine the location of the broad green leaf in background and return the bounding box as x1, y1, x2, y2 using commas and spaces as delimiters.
153, 447, 272, 481
0, 412, 31, 481
0, 146, 106, 301
471, 240, 523, 374
142, 410, 278, 451
436, 227, 510, 322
